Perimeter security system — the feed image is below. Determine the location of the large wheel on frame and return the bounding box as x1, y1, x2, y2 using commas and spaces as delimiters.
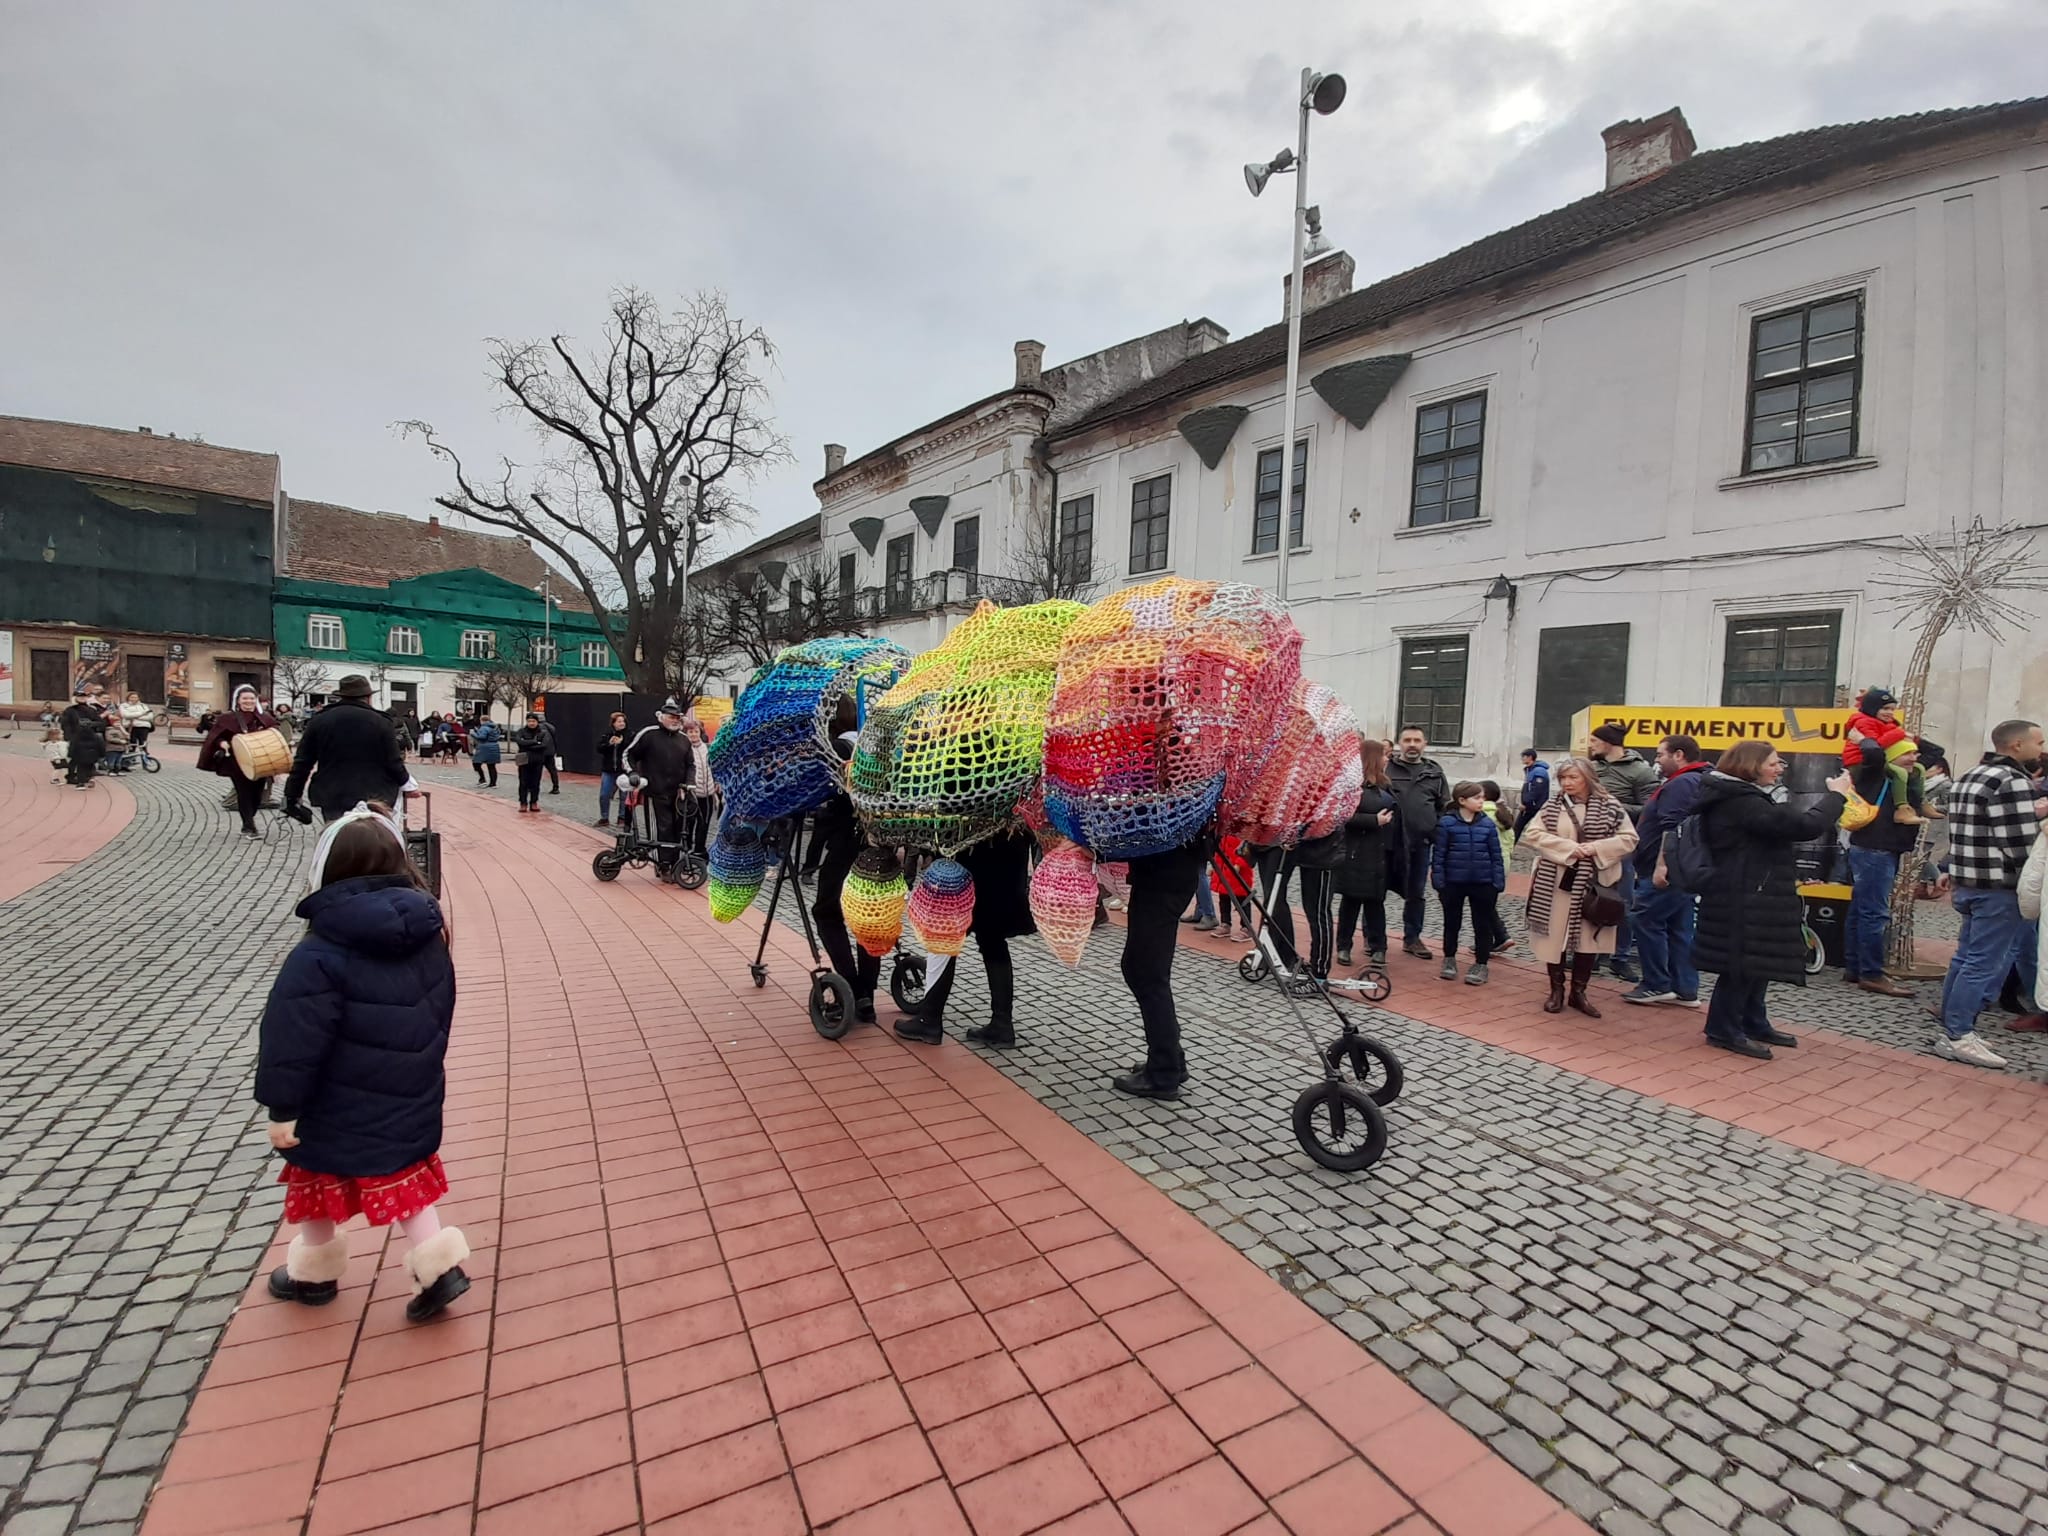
1321, 1034, 1405, 1106
592, 850, 625, 882
889, 954, 928, 1012
142, 754, 162, 774
1292, 1081, 1387, 1172
810, 971, 855, 1040
1354, 967, 1391, 1003
673, 857, 708, 892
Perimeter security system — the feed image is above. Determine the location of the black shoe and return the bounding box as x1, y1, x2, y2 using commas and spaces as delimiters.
894, 1015, 943, 1045
241, 826, 260, 838
1368, 949, 1386, 967
854, 998, 876, 1025
1608, 960, 1641, 983
1336, 948, 1353, 968
594, 817, 611, 827
267, 1267, 339, 1307
1403, 940, 1432, 960
1111, 1070, 1183, 1100
405, 1265, 471, 1323
965, 1023, 1017, 1049
549, 787, 560, 795
1707, 1036, 1772, 1060
1750, 1028, 1798, 1049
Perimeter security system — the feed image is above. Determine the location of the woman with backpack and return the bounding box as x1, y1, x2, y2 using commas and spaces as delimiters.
1688, 740, 1851, 1059
1523, 758, 1637, 1016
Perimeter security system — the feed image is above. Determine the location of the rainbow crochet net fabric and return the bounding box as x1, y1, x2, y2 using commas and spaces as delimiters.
1226, 677, 1365, 848
906, 856, 974, 957
850, 599, 1087, 857
1040, 578, 1301, 861
1028, 840, 1100, 967
843, 847, 909, 958
704, 636, 911, 923
706, 823, 768, 923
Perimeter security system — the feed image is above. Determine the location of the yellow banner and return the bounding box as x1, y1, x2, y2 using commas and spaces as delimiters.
1571, 705, 1852, 757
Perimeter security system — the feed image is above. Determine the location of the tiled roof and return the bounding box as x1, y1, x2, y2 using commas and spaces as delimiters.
1056, 97, 2048, 437
694, 514, 822, 583
0, 414, 279, 503
282, 498, 592, 610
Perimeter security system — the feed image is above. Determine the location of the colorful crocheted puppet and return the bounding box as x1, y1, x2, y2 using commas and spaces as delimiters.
850, 598, 1087, 948
705, 636, 911, 921
1226, 677, 1365, 848
843, 846, 910, 957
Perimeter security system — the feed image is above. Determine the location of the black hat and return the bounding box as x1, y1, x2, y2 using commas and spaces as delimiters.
335, 674, 373, 699
1858, 686, 1898, 713
1590, 724, 1629, 747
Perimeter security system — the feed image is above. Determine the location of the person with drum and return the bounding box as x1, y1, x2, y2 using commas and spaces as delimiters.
284, 674, 409, 825
199, 684, 281, 837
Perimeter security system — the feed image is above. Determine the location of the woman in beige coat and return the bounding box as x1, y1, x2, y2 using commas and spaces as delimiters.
1523, 758, 1638, 1017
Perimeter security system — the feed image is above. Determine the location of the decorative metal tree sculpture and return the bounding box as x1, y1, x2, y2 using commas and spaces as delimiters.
1872, 519, 2048, 976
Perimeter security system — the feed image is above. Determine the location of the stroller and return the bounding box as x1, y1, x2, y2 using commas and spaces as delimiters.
591, 775, 708, 889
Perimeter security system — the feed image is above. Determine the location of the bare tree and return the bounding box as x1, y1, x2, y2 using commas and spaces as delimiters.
1001, 496, 1114, 603
696, 553, 859, 677
399, 288, 791, 695
270, 653, 332, 709
1870, 519, 2048, 976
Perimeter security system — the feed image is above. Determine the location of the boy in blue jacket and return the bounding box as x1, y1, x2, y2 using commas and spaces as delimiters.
1433, 780, 1506, 985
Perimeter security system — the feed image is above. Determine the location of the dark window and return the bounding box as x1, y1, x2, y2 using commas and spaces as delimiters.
838, 552, 857, 617
127, 653, 166, 705
1532, 624, 1631, 750
788, 578, 802, 611
30, 648, 69, 702
1722, 612, 1841, 707
1398, 636, 1470, 746
1410, 394, 1486, 527
1744, 295, 1862, 474
1058, 495, 1094, 588
885, 533, 914, 612
1252, 441, 1307, 554
952, 517, 980, 598
1128, 476, 1171, 574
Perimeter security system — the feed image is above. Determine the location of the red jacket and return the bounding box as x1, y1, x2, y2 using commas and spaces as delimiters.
1211, 836, 1255, 898
199, 707, 279, 782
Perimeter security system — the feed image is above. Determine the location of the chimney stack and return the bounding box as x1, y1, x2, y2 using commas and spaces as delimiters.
428, 515, 441, 531
138, 426, 153, 435
823, 443, 847, 477
1014, 339, 1045, 388
1601, 108, 1695, 192
1283, 250, 1355, 320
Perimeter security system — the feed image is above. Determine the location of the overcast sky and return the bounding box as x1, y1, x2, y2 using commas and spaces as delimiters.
2, 0, 2038, 561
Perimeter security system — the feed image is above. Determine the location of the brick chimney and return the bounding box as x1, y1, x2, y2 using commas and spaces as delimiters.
823, 443, 846, 476
1602, 108, 1695, 191
1283, 250, 1355, 320
427, 515, 441, 531
1014, 340, 1045, 388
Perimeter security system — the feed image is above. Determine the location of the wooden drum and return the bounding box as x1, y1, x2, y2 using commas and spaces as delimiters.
231, 727, 293, 780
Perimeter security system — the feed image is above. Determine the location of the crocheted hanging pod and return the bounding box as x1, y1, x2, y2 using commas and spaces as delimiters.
843, 847, 909, 958
706, 823, 768, 923
709, 635, 912, 828
850, 598, 1089, 860
1041, 578, 1302, 861
906, 857, 975, 957
1226, 677, 1366, 848
1029, 840, 1101, 967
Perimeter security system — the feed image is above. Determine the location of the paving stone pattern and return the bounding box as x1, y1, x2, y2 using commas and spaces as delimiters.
0, 766, 312, 1536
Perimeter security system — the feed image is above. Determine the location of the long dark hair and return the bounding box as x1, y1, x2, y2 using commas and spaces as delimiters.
320, 813, 429, 894
1357, 734, 1389, 788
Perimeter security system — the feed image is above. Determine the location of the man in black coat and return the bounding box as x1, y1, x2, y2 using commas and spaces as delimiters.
626, 701, 697, 875
1387, 726, 1449, 959
284, 675, 409, 823
60, 685, 107, 788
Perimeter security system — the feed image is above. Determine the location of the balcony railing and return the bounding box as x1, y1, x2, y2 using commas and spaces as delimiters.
764, 568, 1044, 640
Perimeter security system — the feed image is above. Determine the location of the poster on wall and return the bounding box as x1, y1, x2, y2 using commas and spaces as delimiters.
166, 643, 190, 716
0, 630, 13, 707
1571, 704, 1852, 887
74, 637, 121, 695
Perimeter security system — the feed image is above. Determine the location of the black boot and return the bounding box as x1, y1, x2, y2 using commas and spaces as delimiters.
965, 1022, 1016, 1048
894, 1012, 942, 1045
1111, 1069, 1182, 1100
404, 1229, 472, 1323
1544, 964, 1567, 1014
267, 1232, 349, 1306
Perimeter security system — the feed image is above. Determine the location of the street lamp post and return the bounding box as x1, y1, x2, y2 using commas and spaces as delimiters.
1246, 68, 1346, 605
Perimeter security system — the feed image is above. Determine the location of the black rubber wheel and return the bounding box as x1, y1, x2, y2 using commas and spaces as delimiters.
1292, 1080, 1387, 1172
1321, 1034, 1405, 1106
889, 954, 928, 1011
142, 755, 162, 774
810, 971, 855, 1039
673, 857, 708, 891
592, 851, 625, 882
750, 963, 767, 990
1238, 951, 1270, 984
1354, 967, 1392, 1002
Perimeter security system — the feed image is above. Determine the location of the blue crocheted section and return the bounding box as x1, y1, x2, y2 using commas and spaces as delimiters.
708, 637, 910, 823
1043, 772, 1224, 861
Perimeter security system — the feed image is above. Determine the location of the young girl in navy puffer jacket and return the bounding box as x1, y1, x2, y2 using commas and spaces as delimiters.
1432, 781, 1507, 986
255, 808, 468, 1322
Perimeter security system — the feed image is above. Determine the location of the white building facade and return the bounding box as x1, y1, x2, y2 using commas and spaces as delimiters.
814, 100, 2048, 779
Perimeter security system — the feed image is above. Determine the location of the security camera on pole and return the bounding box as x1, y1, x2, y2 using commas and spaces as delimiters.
1244, 68, 1346, 604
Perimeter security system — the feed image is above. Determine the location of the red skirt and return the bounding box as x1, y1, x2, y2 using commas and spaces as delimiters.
279, 1155, 449, 1226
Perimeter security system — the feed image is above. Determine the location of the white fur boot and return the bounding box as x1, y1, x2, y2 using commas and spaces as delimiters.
403, 1228, 472, 1322
268, 1231, 350, 1305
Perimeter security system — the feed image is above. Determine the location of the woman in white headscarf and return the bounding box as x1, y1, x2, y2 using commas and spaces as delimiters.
198, 685, 279, 837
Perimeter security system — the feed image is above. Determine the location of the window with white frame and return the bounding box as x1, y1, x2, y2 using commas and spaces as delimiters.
532, 637, 559, 665
307, 615, 346, 651
1410, 394, 1486, 526
460, 629, 495, 661
387, 625, 423, 656
1252, 441, 1307, 554
579, 640, 608, 669
1744, 294, 1862, 473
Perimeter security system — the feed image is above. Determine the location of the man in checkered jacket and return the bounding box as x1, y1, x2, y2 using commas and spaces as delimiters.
1937, 719, 2047, 1068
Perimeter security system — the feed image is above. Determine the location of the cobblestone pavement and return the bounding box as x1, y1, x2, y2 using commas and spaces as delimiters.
0, 754, 314, 1536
